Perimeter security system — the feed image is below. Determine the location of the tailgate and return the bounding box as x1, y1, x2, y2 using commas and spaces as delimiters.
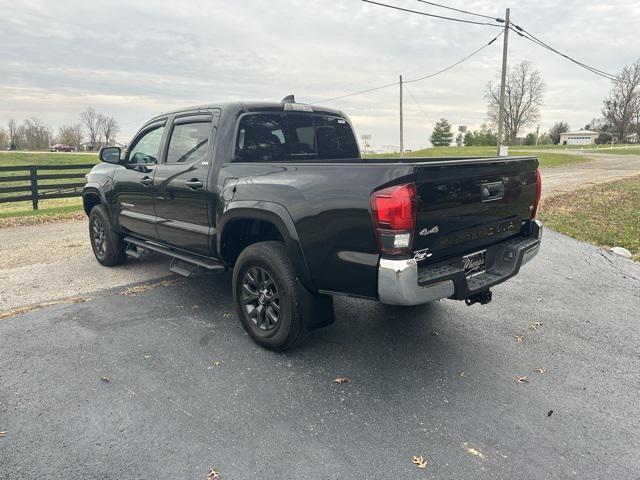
412, 157, 539, 262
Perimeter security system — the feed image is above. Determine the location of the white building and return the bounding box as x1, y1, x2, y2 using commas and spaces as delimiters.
559, 130, 599, 145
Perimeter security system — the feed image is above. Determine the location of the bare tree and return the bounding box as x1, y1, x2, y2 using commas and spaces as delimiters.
485, 61, 546, 144
57, 124, 83, 149
80, 107, 101, 150
7, 118, 18, 149
585, 117, 606, 131
602, 59, 640, 143
549, 121, 570, 144
0, 128, 8, 150
100, 116, 120, 147
19, 118, 52, 150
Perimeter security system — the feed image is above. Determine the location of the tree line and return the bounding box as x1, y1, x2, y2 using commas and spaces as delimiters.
0, 107, 120, 151
429, 58, 640, 147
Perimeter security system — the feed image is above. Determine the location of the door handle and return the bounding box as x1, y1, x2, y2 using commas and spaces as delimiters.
140, 176, 153, 187
185, 179, 204, 190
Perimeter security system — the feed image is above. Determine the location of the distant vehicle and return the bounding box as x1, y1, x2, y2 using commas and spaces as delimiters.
50, 144, 75, 152
83, 97, 542, 351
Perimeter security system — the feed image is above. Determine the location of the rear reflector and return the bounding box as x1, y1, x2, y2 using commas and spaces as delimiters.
531, 169, 542, 219
371, 183, 417, 255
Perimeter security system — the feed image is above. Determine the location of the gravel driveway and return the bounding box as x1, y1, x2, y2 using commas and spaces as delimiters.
1, 230, 639, 479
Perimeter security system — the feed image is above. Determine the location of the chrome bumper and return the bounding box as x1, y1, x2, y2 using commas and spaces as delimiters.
378, 221, 543, 306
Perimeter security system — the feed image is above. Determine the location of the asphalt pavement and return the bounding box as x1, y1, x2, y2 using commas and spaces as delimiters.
1, 229, 639, 479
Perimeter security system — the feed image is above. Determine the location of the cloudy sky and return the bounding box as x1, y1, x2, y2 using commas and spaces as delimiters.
1, 0, 637, 150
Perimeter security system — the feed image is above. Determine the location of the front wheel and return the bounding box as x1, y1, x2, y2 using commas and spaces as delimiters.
232, 241, 308, 351
89, 204, 127, 267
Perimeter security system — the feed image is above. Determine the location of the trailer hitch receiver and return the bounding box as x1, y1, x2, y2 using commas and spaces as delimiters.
465, 290, 492, 306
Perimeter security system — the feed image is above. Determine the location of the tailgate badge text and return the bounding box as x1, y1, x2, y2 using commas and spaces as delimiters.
419, 226, 439, 236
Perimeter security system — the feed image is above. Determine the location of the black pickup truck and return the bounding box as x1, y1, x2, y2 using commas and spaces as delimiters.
84, 97, 542, 351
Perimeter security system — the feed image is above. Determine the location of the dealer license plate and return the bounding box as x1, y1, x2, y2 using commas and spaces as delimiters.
463, 250, 486, 277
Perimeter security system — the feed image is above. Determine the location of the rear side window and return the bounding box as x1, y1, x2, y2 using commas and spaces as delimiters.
234, 112, 358, 162
166, 121, 211, 163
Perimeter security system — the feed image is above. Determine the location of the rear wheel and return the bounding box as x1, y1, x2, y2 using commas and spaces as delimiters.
89, 204, 126, 266
232, 241, 308, 351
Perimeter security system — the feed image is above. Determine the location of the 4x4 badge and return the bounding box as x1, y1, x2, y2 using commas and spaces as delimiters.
419, 226, 439, 236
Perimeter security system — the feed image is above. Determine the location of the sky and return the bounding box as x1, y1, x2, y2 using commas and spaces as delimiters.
1, 0, 637, 150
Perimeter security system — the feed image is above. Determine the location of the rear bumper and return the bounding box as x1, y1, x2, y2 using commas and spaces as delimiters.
378, 220, 542, 306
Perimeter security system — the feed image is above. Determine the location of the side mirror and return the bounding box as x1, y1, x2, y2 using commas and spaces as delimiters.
100, 146, 121, 164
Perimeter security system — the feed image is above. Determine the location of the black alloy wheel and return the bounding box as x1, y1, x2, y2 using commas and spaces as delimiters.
240, 267, 281, 332
91, 215, 107, 258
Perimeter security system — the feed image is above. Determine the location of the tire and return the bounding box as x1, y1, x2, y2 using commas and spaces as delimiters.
89, 204, 127, 267
232, 241, 309, 351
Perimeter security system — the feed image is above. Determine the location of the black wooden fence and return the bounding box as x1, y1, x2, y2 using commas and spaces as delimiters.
0, 164, 95, 210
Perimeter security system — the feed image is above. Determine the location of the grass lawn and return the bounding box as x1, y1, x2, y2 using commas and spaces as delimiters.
365, 145, 590, 168
539, 175, 640, 261
0, 150, 99, 166
0, 151, 97, 226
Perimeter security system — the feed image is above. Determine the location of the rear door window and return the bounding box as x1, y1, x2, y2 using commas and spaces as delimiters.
166, 120, 211, 163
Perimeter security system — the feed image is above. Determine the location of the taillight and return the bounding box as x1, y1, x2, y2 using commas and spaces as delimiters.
531, 169, 542, 219
371, 183, 417, 255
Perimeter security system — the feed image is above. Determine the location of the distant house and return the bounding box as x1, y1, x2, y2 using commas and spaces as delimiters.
559, 130, 599, 145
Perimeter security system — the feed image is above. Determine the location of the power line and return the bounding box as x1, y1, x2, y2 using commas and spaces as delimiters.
405, 30, 503, 84
509, 24, 618, 81
320, 80, 400, 103
361, 0, 503, 28
320, 31, 502, 103
415, 0, 503, 22
403, 83, 433, 122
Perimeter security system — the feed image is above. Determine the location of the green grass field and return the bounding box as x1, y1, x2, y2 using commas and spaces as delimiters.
365, 145, 590, 168
0, 150, 99, 166
540, 175, 640, 261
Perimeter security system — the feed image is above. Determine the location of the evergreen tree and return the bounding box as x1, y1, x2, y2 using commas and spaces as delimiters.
430, 118, 453, 147
463, 131, 475, 146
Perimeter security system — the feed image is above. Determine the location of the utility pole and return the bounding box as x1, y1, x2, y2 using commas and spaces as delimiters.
496, 7, 510, 156
399, 74, 404, 157
535, 124, 540, 145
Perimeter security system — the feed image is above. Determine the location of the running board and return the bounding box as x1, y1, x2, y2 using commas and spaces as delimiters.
123, 236, 226, 276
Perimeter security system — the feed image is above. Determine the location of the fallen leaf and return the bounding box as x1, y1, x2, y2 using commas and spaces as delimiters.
528, 322, 543, 331
547, 410, 554, 417
222, 313, 232, 318
333, 376, 350, 384
0, 431, 6, 438
458, 370, 465, 378
514, 335, 524, 343
515, 376, 529, 384
466, 447, 484, 459
207, 468, 220, 479
411, 455, 428, 469
99, 376, 111, 383
534, 368, 546, 374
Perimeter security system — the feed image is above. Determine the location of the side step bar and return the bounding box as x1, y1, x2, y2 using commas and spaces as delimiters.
123, 236, 226, 277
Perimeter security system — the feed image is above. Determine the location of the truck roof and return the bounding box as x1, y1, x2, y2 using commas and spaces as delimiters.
147, 101, 346, 125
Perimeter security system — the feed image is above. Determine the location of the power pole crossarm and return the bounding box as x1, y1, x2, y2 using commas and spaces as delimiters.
496, 8, 510, 156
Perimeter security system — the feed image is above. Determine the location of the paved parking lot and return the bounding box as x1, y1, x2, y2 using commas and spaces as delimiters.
1, 229, 639, 479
